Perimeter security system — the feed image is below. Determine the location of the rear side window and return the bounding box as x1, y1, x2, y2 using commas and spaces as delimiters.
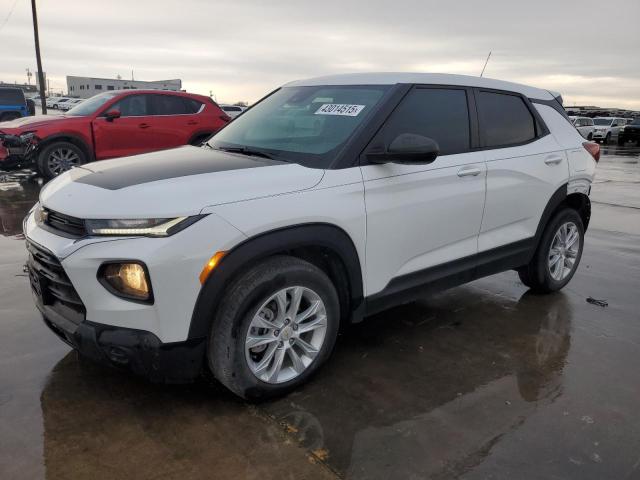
152, 95, 196, 115
477, 91, 536, 147
109, 95, 150, 117
0, 88, 25, 105
185, 98, 203, 113
374, 87, 471, 155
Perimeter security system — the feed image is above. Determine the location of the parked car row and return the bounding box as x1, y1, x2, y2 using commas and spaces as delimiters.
569, 115, 637, 144
0, 89, 231, 177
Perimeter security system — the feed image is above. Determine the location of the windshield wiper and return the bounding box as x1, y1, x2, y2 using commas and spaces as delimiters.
216, 146, 274, 160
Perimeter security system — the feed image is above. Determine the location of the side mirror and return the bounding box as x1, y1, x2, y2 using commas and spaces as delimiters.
367, 133, 440, 164
105, 109, 121, 122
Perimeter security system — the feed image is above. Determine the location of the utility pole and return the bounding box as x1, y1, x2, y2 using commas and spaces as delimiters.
31, 0, 47, 114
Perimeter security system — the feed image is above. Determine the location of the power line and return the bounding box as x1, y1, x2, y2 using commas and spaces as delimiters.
0, 0, 21, 34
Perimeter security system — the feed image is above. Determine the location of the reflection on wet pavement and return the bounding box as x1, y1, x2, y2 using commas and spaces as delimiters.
1, 147, 640, 479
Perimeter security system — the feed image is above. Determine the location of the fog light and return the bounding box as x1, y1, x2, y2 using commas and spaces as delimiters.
99, 262, 152, 302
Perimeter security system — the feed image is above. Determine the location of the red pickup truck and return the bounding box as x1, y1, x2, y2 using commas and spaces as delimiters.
0, 90, 230, 178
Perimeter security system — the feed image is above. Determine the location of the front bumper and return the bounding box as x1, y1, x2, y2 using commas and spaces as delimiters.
0, 135, 37, 169
37, 301, 207, 383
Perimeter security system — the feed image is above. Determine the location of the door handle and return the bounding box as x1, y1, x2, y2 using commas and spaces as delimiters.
138, 123, 151, 129
187, 120, 198, 125
544, 155, 563, 165
457, 167, 482, 177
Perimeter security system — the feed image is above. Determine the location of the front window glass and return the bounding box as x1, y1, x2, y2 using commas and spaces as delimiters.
208, 85, 389, 166
369, 87, 471, 155
593, 118, 613, 126
66, 92, 118, 116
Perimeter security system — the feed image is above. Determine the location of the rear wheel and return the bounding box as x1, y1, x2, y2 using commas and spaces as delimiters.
208, 256, 340, 400
518, 208, 584, 293
37, 141, 86, 179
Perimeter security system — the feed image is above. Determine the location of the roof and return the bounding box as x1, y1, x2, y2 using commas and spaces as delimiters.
285, 72, 556, 101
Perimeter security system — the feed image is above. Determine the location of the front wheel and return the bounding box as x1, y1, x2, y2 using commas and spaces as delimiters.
208, 256, 340, 400
605, 132, 611, 144
37, 141, 87, 179
587, 132, 593, 141
518, 208, 584, 293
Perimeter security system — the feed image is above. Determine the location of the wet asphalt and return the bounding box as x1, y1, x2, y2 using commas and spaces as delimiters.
0, 145, 639, 479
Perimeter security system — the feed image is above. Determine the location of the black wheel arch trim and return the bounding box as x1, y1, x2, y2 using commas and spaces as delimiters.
188, 223, 364, 339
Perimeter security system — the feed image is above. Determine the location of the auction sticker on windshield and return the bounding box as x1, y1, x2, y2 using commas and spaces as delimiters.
315, 104, 365, 116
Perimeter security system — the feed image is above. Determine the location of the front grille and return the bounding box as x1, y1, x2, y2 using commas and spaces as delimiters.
26, 239, 86, 325
44, 208, 87, 237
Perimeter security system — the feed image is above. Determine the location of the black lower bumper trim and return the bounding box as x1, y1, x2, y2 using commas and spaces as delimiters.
41, 314, 206, 384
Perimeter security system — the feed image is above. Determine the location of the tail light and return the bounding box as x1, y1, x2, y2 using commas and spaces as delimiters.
219, 114, 231, 123
583, 142, 600, 163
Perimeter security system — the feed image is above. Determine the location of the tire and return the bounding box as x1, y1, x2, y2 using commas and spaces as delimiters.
587, 132, 593, 141
37, 141, 87, 179
518, 208, 584, 293
208, 255, 340, 400
605, 132, 611, 144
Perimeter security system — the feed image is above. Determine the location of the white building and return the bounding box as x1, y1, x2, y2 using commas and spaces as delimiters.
66, 76, 182, 98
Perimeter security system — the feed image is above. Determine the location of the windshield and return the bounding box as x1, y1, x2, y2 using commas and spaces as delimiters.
593, 118, 613, 126
66, 92, 118, 116
207, 85, 389, 167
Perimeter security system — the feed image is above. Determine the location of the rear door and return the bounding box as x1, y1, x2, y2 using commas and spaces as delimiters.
92, 94, 157, 159
151, 94, 203, 149
476, 89, 568, 255
361, 86, 487, 296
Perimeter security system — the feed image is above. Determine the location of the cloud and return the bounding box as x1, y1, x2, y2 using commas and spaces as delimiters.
0, 0, 638, 108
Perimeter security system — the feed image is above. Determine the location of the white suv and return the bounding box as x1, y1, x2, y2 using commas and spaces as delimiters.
592, 116, 627, 143
24, 73, 598, 399
569, 116, 595, 140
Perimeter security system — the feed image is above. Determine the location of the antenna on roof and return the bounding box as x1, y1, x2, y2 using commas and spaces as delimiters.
480, 51, 492, 77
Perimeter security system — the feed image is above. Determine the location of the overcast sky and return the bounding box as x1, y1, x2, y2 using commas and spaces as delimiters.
1, 0, 639, 108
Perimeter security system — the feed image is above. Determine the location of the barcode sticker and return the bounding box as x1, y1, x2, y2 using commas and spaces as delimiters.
315, 104, 365, 116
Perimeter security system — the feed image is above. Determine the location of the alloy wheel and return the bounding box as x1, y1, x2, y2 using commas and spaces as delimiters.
245, 286, 327, 384
47, 148, 81, 176
548, 222, 580, 281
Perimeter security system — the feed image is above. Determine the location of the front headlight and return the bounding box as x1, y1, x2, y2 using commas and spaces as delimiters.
98, 261, 153, 302
85, 215, 205, 237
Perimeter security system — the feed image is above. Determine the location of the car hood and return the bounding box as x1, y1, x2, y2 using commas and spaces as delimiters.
40, 145, 324, 219
0, 114, 72, 131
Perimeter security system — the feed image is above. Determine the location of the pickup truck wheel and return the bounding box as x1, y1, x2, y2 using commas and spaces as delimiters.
518, 208, 584, 293
37, 141, 86, 179
208, 255, 340, 400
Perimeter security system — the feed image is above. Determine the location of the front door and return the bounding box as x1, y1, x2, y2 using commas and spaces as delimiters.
361, 86, 487, 296
92, 94, 157, 159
